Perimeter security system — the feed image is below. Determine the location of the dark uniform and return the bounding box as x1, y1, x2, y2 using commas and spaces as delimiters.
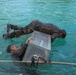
3, 20, 66, 42
12, 44, 28, 60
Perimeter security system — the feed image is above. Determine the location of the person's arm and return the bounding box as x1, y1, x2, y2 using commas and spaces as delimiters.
17, 37, 35, 57
16, 43, 28, 57
26, 37, 35, 44
51, 33, 58, 42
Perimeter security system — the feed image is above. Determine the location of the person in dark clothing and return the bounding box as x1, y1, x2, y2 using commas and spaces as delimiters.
6, 37, 35, 60
3, 20, 66, 42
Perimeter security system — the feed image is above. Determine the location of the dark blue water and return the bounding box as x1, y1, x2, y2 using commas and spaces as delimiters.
0, 0, 76, 75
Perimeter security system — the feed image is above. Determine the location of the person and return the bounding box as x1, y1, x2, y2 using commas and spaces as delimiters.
6, 37, 35, 60
3, 20, 66, 42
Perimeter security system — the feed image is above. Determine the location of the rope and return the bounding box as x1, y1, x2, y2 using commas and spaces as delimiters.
0, 60, 44, 63
51, 61, 76, 66
0, 60, 76, 66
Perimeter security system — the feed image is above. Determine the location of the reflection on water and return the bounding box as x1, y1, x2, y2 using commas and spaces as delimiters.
0, 62, 41, 75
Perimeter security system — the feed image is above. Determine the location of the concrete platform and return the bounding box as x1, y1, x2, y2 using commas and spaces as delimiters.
22, 31, 51, 62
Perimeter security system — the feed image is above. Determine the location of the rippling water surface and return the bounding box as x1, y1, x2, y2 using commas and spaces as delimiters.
0, 0, 76, 75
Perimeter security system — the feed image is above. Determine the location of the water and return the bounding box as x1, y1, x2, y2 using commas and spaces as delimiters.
0, 0, 76, 75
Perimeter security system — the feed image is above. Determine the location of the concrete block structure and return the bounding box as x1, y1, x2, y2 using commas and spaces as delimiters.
22, 31, 51, 62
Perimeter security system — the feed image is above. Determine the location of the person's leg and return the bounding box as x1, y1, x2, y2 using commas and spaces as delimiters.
23, 20, 43, 34
3, 24, 35, 39
3, 20, 43, 39
3, 27, 34, 39
7, 24, 23, 33
3, 30, 24, 39
6, 20, 40, 33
